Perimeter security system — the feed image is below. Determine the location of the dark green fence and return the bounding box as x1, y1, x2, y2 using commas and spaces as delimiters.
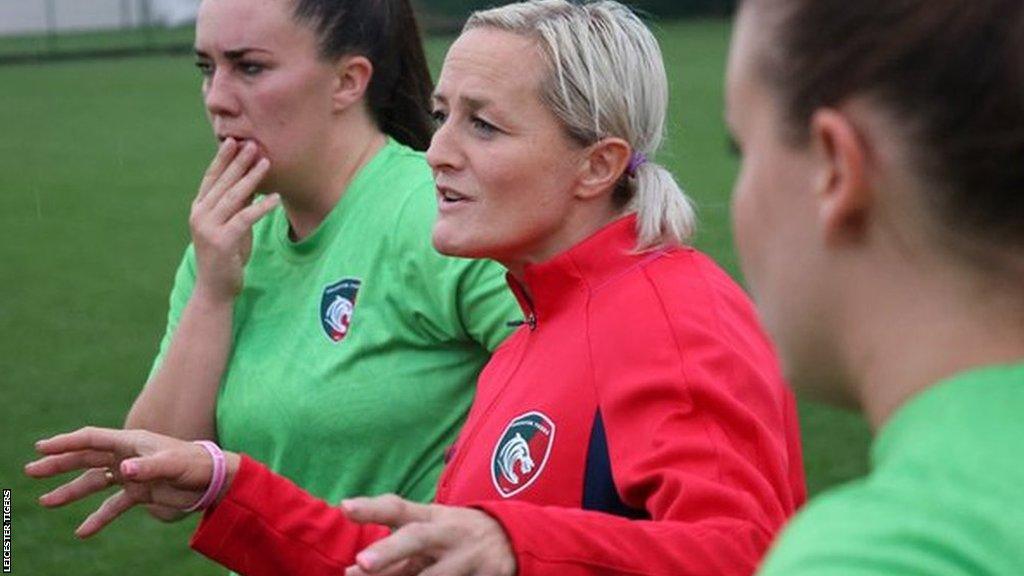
419, 0, 737, 18
0, 0, 735, 64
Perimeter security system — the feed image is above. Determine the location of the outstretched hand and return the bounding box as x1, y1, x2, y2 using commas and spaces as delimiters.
25, 427, 239, 538
341, 495, 516, 576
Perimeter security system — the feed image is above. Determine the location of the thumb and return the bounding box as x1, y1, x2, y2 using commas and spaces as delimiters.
120, 448, 209, 491
342, 494, 433, 527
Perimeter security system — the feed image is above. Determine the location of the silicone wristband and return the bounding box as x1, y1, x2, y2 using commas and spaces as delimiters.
183, 440, 227, 513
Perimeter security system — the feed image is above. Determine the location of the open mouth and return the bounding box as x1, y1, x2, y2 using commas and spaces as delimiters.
438, 187, 470, 204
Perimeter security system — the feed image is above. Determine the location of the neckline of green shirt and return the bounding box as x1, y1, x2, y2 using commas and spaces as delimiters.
270, 137, 402, 259
871, 359, 1024, 469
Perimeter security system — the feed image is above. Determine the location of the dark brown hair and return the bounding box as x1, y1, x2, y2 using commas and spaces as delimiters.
750, 0, 1024, 251
293, 0, 434, 151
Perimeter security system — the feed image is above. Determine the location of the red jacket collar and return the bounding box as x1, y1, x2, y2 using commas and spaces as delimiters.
506, 214, 674, 328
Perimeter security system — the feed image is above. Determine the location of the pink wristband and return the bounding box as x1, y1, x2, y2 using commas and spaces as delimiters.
183, 440, 227, 513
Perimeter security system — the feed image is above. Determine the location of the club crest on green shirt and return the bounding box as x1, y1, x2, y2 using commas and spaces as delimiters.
491, 411, 556, 498
321, 278, 361, 342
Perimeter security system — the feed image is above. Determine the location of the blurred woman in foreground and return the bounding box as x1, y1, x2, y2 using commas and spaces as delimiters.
29, 1, 806, 574
725, 0, 1024, 573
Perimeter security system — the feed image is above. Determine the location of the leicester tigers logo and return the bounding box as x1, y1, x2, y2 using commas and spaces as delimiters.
498, 434, 535, 484
490, 411, 555, 498
320, 278, 361, 342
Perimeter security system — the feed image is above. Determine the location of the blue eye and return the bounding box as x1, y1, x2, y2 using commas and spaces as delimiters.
431, 110, 448, 126
471, 117, 498, 136
239, 62, 265, 76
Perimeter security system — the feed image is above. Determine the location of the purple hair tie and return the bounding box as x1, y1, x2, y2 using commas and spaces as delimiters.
627, 152, 648, 177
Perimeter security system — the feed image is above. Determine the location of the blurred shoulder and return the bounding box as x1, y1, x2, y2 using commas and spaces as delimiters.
759, 480, 909, 576
760, 470, 1024, 576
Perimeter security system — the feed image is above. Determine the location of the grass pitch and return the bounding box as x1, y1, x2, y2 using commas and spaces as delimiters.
0, 19, 870, 575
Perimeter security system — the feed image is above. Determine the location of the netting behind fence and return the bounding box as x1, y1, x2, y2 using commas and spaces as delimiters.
0, 0, 196, 62
0, 0, 736, 64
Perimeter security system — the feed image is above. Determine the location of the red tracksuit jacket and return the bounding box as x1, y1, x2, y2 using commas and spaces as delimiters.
190, 215, 807, 576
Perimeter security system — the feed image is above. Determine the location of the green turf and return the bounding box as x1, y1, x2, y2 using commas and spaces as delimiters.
0, 26, 193, 59
0, 19, 869, 575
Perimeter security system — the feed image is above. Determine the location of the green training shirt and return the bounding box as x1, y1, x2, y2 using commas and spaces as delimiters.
149, 138, 517, 506
758, 361, 1024, 575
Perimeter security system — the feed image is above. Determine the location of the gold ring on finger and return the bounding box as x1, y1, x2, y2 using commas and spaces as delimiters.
104, 468, 117, 486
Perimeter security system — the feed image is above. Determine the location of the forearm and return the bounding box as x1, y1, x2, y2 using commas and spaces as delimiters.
476, 500, 771, 576
192, 455, 388, 576
126, 286, 234, 440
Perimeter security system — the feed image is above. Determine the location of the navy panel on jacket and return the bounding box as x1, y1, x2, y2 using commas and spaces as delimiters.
582, 410, 649, 519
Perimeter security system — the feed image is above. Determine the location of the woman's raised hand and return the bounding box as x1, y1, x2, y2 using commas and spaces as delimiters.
25, 427, 239, 538
191, 138, 279, 303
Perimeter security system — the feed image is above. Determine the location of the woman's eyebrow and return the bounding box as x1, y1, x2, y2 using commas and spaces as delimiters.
224, 48, 272, 60
432, 93, 492, 112
194, 47, 272, 60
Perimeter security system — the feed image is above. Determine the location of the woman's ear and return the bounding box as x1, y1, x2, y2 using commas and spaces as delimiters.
332, 55, 375, 112
575, 137, 632, 200
810, 108, 871, 246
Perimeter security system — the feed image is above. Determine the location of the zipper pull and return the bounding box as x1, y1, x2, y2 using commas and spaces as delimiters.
506, 314, 537, 330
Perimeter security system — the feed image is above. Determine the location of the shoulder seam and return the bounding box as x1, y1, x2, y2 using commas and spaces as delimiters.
642, 255, 727, 485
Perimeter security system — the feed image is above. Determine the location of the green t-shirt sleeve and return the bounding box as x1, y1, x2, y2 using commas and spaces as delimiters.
391, 180, 517, 353
758, 494, 913, 576
449, 255, 517, 352
759, 480, 1003, 576
146, 245, 197, 382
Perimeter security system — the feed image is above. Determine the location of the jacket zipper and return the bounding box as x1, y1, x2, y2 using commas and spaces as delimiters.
437, 279, 538, 498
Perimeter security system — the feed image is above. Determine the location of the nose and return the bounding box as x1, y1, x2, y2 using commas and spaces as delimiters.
203, 69, 240, 119
426, 118, 461, 173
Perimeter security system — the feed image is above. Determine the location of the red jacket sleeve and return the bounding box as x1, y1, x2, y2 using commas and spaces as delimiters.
473, 255, 806, 576
190, 455, 389, 576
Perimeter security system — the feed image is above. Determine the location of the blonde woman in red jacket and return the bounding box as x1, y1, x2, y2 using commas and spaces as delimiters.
28, 2, 805, 575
